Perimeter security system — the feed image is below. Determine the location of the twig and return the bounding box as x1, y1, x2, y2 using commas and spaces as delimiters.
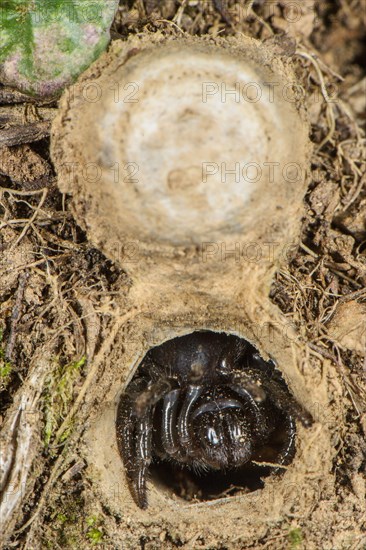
155, 19, 185, 33
9, 188, 48, 250
0, 121, 51, 147
0, 105, 57, 126
296, 50, 334, 103
53, 307, 139, 446
337, 287, 366, 305
296, 50, 336, 151
5, 271, 29, 361
0, 186, 47, 197
308, 343, 363, 414
299, 242, 362, 289
172, 0, 187, 26
0, 87, 39, 104
14, 308, 140, 537
213, 0, 233, 26
244, 0, 274, 35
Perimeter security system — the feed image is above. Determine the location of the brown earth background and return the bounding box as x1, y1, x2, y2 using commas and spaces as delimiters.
0, 1, 365, 549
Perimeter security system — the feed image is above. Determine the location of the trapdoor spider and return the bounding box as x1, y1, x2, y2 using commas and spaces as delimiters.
116, 331, 312, 508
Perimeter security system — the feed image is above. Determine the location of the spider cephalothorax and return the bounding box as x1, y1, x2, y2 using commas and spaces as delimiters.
116, 331, 313, 509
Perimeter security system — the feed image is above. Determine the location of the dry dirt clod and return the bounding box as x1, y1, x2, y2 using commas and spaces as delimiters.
0, 144, 52, 189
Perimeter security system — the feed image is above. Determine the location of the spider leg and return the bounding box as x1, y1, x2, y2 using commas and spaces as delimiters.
134, 378, 172, 416
161, 389, 181, 455
261, 377, 313, 428
245, 353, 313, 427
132, 410, 153, 508
116, 377, 173, 508
177, 385, 202, 451
218, 338, 249, 378
230, 371, 267, 403
228, 383, 270, 440
271, 414, 297, 471
116, 379, 149, 508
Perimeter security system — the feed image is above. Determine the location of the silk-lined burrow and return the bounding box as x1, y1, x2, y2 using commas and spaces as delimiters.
116, 330, 313, 509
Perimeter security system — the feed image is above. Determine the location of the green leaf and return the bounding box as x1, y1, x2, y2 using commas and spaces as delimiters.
0, 0, 119, 97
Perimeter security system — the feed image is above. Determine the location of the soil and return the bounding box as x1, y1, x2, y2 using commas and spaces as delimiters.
0, 1, 365, 549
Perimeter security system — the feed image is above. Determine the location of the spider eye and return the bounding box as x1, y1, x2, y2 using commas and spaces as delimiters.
194, 412, 226, 468
207, 426, 220, 446
229, 421, 242, 440
193, 405, 253, 470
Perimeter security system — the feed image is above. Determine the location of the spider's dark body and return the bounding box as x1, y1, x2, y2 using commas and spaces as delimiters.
116, 331, 312, 509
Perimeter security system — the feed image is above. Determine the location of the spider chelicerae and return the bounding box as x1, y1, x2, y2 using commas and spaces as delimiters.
116, 331, 313, 508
